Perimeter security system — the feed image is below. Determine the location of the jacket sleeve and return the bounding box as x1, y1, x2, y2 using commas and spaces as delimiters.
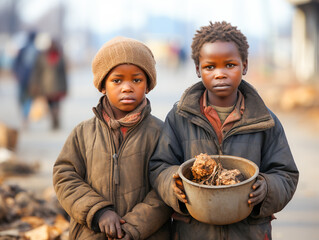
53, 124, 113, 229
252, 113, 299, 218
121, 189, 172, 240
149, 107, 188, 215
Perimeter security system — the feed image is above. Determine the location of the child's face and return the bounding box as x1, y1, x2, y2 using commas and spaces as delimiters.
101, 64, 148, 119
196, 41, 247, 107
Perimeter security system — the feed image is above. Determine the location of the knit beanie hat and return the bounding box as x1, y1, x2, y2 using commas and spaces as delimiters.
92, 36, 156, 92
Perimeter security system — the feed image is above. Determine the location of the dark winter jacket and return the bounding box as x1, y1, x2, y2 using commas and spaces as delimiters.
149, 80, 299, 240
12, 41, 39, 103
53, 97, 171, 240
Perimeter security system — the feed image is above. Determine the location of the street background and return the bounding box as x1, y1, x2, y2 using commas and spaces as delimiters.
1, 0, 319, 239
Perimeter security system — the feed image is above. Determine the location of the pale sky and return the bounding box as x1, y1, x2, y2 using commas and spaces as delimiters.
21, 0, 292, 35
18, 0, 294, 39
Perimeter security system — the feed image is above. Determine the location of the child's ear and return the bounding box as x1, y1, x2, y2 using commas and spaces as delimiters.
196, 65, 201, 78
242, 59, 248, 75
101, 88, 106, 94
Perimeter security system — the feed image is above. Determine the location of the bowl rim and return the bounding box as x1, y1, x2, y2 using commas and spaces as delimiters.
178, 155, 259, 189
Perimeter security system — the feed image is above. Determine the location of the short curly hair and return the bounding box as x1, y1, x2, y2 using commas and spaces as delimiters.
191, 21, 249, 66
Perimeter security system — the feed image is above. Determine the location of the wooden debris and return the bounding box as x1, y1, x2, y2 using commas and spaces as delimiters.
0, 123, 18, 151
0, 160, 40, 178
0, 184, 69, 239
0, 228, 21, 238
53, 215, 69, 234
21, 214, 69, 240
21, 216, 45, 229
280, 85, 318, 111
23, 224, 49, 240
0, 148, 16, 163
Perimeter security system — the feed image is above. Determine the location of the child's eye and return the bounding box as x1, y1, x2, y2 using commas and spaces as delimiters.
133, 78, 142, 83
204, 65, 214, 70
226, 63, 235, 68
112, 79, 121, 84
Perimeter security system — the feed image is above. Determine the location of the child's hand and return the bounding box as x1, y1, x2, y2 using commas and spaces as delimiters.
98, 210, 126, 239
248, 176, 267, 207
117, 234, 131, 240
172, 172, 187, 203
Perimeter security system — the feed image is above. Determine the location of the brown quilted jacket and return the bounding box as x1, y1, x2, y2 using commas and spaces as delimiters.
53, 97, 171, 240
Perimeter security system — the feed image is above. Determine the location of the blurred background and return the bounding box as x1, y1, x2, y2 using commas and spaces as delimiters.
0, 0, 318, 239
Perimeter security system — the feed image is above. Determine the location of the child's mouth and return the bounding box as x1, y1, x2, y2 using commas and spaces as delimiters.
120, 97, 135, 104
214, 84, 230, 90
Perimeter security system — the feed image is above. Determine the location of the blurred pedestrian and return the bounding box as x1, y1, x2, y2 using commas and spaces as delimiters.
12, 31, 39, 128
167, 39, 187, 70
29, 38, 67, 130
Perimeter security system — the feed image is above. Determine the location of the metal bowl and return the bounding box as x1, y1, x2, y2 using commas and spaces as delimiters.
178, 155, 259, 225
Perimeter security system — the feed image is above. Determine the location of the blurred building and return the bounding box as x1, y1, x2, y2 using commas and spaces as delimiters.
0, 1, 67, 71
288, 0, 319, 82
0, 1, 20, 34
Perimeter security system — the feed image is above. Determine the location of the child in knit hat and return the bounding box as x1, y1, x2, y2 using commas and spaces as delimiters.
53, 37, 171, 240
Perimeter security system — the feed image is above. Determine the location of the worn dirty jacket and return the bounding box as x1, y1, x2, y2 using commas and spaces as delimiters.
53, 97, 171, 240
149, 80, 299, 240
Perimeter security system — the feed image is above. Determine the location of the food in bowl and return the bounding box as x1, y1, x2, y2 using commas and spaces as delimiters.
191, 153, 245, 186
178, 155, 259, 225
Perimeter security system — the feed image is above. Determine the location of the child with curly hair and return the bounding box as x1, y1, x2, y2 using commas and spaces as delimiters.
149, 21, 299, 240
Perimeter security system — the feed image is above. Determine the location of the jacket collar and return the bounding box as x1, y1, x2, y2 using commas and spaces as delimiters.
177, 80, 275, 132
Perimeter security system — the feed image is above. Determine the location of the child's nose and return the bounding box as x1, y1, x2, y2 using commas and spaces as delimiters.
121, 81, 133, 92
214, 69, 226, 79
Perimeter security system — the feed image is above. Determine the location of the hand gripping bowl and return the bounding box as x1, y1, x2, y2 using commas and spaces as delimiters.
178, 155, 259, 225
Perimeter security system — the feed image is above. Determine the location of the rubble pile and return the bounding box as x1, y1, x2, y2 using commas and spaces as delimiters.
0, 183, 69, 240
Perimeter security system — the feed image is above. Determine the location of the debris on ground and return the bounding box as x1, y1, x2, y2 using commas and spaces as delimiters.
279, 84, 319, 111
0, 148, 16, 164
0, 123, 18, 151
0, 122, 68, 239
191, 153, 245, 186
0, 183, 69, 240
0, 146, 40, 179
0, 160, 40, 178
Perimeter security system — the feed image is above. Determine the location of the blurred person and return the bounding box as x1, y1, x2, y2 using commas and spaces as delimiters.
53, 36, 171, 240
29, 38, 67, 130
12, 31, 39, 127
149, 21, 299, 240
168, 39, 187, 70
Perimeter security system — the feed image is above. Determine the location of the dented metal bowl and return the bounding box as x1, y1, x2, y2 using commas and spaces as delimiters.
178, 155, 259, 225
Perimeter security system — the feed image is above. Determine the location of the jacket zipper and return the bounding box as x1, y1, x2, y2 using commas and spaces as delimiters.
110, 120, 142, 211
95, 104, 147, 212
113, 153, 120, 185
106, 129, 117, 210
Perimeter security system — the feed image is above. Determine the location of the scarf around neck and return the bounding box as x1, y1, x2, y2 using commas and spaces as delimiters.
101, 96, 147, 151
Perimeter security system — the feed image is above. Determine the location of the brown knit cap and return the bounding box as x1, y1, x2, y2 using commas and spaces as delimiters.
92, 36, 156, 92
